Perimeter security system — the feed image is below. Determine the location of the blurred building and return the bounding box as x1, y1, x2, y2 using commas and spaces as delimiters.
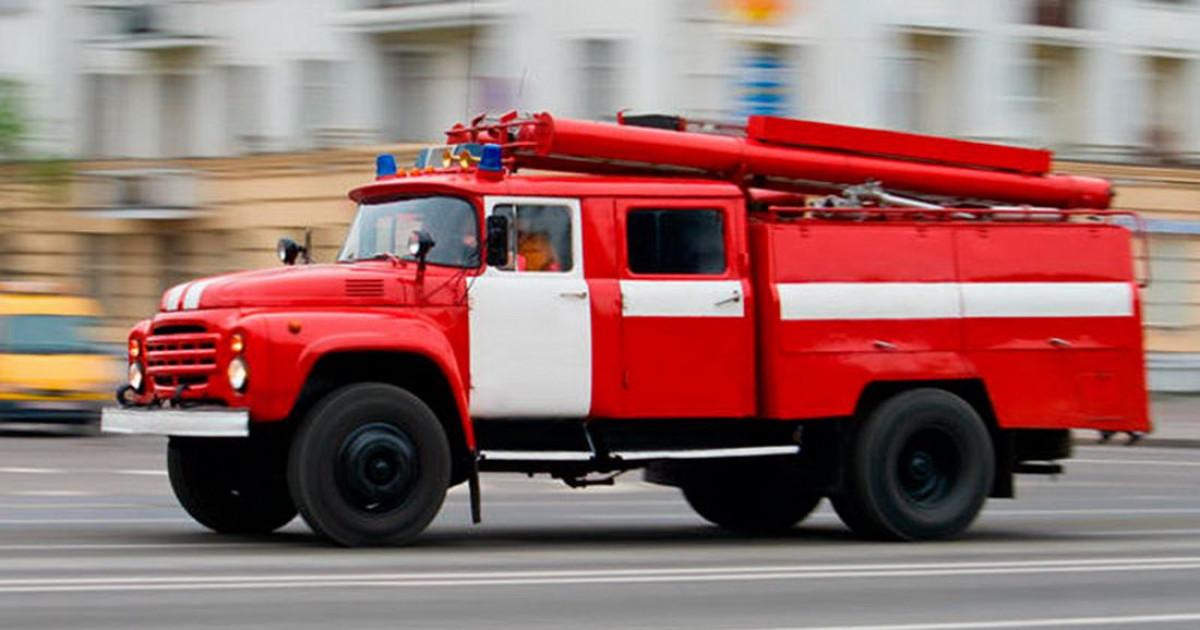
2, 0, 1200, 387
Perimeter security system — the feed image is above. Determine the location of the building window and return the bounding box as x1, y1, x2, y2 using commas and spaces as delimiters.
161, 73, 194, 157
224, 65, 265, 153
1013, 45, 1082, 148
1143, 56, 1187, 162
887, 35, 958, 134
626, 209, 726, 275
577, 39, 623, 121
735, 43, 792, 120
383, 51, 434, 142
0, 0, 30, 15
84, 74, 129, 158
1028, 0, 1081, 28
298, 59, 343, 148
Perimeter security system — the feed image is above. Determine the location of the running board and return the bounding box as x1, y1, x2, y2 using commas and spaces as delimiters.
477, 445, 800, 464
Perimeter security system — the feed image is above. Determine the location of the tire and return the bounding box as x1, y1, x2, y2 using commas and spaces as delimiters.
167, 438, 297, 534
835, 388, 994, 541
287, 383, 451, 547
681, 458, 822, 533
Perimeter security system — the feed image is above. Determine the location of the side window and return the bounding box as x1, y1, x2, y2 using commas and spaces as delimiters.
626, 209, 726, 275
493, 204, 574, 273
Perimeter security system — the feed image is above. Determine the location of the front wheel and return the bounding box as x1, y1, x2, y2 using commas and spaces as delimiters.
681, 458, 822, 533
287, 383, 451, 547
168, 438, 297, 534
835, 388, 994, 541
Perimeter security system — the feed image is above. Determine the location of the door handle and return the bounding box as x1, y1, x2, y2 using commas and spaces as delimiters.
715, 291, 742, 306
873, 340, 898, 351
559, 290, 589, 299
1048, 337, 1072, 348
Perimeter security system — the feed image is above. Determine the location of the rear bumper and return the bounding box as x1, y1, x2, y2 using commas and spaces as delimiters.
101, 406, 249, 437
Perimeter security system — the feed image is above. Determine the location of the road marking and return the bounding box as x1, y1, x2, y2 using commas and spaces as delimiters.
0, 542, 262, 552
6, 490, 97, 498
0, 556, 1198, 594
0, 518, 190, 525
743, 611, 1200, 630
574, 507, 1200, 521
1071, 458, 1200, 468
114, 469, 169, 476
0, 468, 166, 476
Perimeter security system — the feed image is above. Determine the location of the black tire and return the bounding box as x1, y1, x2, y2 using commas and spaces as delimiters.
287, 383, 450, 547
168, 438, 297, 534
681, 458, 822, 533
836, 388, 994, 541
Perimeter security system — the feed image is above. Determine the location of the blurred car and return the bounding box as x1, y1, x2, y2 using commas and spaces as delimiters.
0, 283, 115, 434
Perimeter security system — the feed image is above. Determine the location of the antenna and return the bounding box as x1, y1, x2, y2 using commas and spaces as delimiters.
515, 65, 528, 111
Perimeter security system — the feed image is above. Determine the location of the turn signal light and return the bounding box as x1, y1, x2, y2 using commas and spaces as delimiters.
230, 333, 245, 354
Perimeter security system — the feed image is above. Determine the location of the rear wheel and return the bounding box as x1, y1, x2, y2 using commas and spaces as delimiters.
168, 438, 297, 534
288, 383, 450, 547
681, 458, 821, 533
835, 388, 994, 541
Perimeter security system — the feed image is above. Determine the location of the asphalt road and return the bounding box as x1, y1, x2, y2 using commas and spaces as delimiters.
0, 434, 1198, 630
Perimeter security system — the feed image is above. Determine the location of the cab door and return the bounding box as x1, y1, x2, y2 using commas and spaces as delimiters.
468, 197, 592, 418
616, 199, 755, 417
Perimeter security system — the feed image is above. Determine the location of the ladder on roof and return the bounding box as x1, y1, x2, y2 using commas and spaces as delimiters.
445, 111, 1113, 210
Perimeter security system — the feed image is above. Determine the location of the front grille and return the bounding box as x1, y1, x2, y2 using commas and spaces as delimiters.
145, 331, 220, 391
152, 324, 207, 336
345, 278, 385, 298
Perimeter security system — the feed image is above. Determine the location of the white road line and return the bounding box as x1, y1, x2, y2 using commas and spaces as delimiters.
0, 468, 166, 476
0, 518, 191, 525
0, 557, 1198, 594
744, 612, 1200, 630
0, 542, 262, 552
114, 469, 169, 476
1070, 458, 1200, 468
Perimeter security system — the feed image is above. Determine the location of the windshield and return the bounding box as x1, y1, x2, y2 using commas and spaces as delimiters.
338, 196, 480, 268
0, 315, 99, 355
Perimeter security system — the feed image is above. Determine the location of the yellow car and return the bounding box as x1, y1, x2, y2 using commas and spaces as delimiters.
0, 285, 115, 433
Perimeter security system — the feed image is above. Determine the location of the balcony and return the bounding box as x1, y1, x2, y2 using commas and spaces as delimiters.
86, 1, 213, 51
77, 169, 203, 220
341, 0, 507, 34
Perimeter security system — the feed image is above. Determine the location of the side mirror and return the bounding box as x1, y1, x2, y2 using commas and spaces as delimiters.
277, 238, 306, 266
486, 215, 509, 267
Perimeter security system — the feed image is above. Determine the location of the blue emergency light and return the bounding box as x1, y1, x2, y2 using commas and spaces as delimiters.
479, 144, 503, 172
376, 154, 398, 178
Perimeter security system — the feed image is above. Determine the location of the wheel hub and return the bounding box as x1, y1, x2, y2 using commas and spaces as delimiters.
898, 429, 960, 507
336, 423, 418, 513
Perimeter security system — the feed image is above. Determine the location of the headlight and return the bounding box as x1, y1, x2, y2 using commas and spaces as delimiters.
227, 357, 248, 392
128, 362, 144, 392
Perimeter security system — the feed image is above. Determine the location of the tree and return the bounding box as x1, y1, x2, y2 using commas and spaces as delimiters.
0, 77, 26, 159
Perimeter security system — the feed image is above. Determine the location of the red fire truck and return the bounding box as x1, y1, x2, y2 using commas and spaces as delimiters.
102, 112, 1149, 546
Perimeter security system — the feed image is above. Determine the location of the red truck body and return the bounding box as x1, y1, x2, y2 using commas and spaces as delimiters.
103, 113, 1150, 546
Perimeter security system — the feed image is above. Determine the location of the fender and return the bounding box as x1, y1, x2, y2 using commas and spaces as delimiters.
248, 311, 473, 449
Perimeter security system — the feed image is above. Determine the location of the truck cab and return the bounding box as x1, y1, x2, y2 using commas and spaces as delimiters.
103, 113, 1148, 546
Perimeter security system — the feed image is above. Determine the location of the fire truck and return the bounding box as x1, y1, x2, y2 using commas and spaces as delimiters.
102, 111, 1150, 546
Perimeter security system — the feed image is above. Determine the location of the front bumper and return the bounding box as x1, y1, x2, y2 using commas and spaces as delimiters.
101, 406, 249, 437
